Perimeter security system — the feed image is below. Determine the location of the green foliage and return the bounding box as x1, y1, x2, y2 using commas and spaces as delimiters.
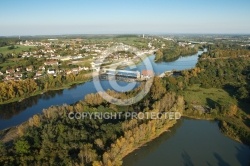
194, 58, 250, 101
0, 45, 34, 55
8, 45, 15, 50
150, 77, 166, 100
219, 119, 250, 145
0, 79, 38, 103
14, 139, 30, 155
0, 142, 6, 156
155, 44, 198, 62
0, 78, 185, 165
181, 46, 250, 146
0, 73, 89, 104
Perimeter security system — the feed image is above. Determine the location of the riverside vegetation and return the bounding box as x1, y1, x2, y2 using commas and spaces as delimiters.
162, 44, 250, 145
0, 37, 250, 165
0, 72, 90, 104
154, 42, 198, 62
0, 77, 185, 165
0, 35, 161, 105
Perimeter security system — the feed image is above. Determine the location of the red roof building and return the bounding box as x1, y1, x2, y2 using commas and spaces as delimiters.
141, 70, 154, 78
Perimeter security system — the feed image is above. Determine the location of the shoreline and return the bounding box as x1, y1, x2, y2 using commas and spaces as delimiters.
0, 75, 91, 105
155, 50, 199, 63
182, 114, 215, 121
182, 115, 247, 145
121, 116, 249, 164
0, 50, 181, 106
121, 120, 177, 161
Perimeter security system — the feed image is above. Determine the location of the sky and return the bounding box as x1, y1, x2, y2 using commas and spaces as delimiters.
0, 0, 250, 35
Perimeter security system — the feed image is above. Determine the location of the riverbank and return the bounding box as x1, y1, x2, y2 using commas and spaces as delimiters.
121, 120, 177, 162
122, 118, 250, 166
0, 50, 203, 131
183, 114, 250, 146
0, 75, 91, 105
155, 47, 198, 63
182, 114, 215, 120
120, 115, 249, 165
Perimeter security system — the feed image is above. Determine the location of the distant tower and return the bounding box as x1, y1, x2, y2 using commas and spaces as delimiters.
143, 34, 145, 38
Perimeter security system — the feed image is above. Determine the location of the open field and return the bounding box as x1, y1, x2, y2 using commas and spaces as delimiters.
182, 84, 237, 107
0, 45, 35, 55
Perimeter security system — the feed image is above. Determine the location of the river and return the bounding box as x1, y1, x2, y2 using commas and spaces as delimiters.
1, 49, 249, 165
0, 50, 203, 130
123, 118, 250, 166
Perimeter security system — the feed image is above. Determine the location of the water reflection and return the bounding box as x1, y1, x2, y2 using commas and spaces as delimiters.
123, 119, 250, 166
0, 50, 205, 130
0, 89, 64, 120
0, 80, 139, 130
123, 120, 183, 164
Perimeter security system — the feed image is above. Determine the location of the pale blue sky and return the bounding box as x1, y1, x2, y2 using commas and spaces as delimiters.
0, 0, 249, 35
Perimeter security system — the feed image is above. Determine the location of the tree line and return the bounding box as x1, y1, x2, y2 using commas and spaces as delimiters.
0, 77, 185, 165
178, 46, 250, 145
155, 44, 198, 62
0, 72, 89, 104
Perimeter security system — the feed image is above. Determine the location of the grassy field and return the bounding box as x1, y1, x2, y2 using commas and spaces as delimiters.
182, 84, 237, 107
182, 84, 250, 145
115, 37, 148, 48
86, 36, 149, 49
0, 60, 18, 67
0, 45, 35, 55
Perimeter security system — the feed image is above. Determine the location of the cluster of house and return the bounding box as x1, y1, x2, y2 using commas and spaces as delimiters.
20, 40, 52, 47
1, 40, 158, 82
20, 39, 111, 55
163, 37, 175, 41
38, 66, 89, 79
178, 42, 195, 48
90, 54, 135, 71
35, 60, 90, 79
54, 55, 83, 61
1, 66, 34, 81
0, 59, 91, 81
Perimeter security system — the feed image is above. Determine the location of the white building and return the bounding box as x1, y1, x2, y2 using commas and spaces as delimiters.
47, 69, 55, 74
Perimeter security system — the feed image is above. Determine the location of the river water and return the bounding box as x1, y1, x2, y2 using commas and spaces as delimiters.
0, 50, 202, 130
1, 49, 249, 165
126, 50, 201, 74
123, 119, 250, 166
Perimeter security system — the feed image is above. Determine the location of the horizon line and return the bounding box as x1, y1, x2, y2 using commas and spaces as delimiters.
1, 32, 250, 38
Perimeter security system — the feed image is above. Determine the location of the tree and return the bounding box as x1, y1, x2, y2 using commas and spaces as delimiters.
8, 45, 15, 50
33, 115, 41, 127
14, 139, 30, 155
155, 50, 163, 62
0, 142, 6, 156
17, 125, 25, 136
150, 77, 166, 100
237, 86, 248, 100
78, 144, 97, 165
95, 138, 104, 150
92, 161, 103, 166
228, 105, 238, 116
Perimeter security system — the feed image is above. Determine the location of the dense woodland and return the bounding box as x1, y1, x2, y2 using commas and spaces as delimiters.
0, 39, 250, 165
194, 45, 250, 101
0, 77, 184, 165
160, 44, 250, 145
154, 43, 198, 62
0, 72, 89, 104
191, 47, 250, 145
